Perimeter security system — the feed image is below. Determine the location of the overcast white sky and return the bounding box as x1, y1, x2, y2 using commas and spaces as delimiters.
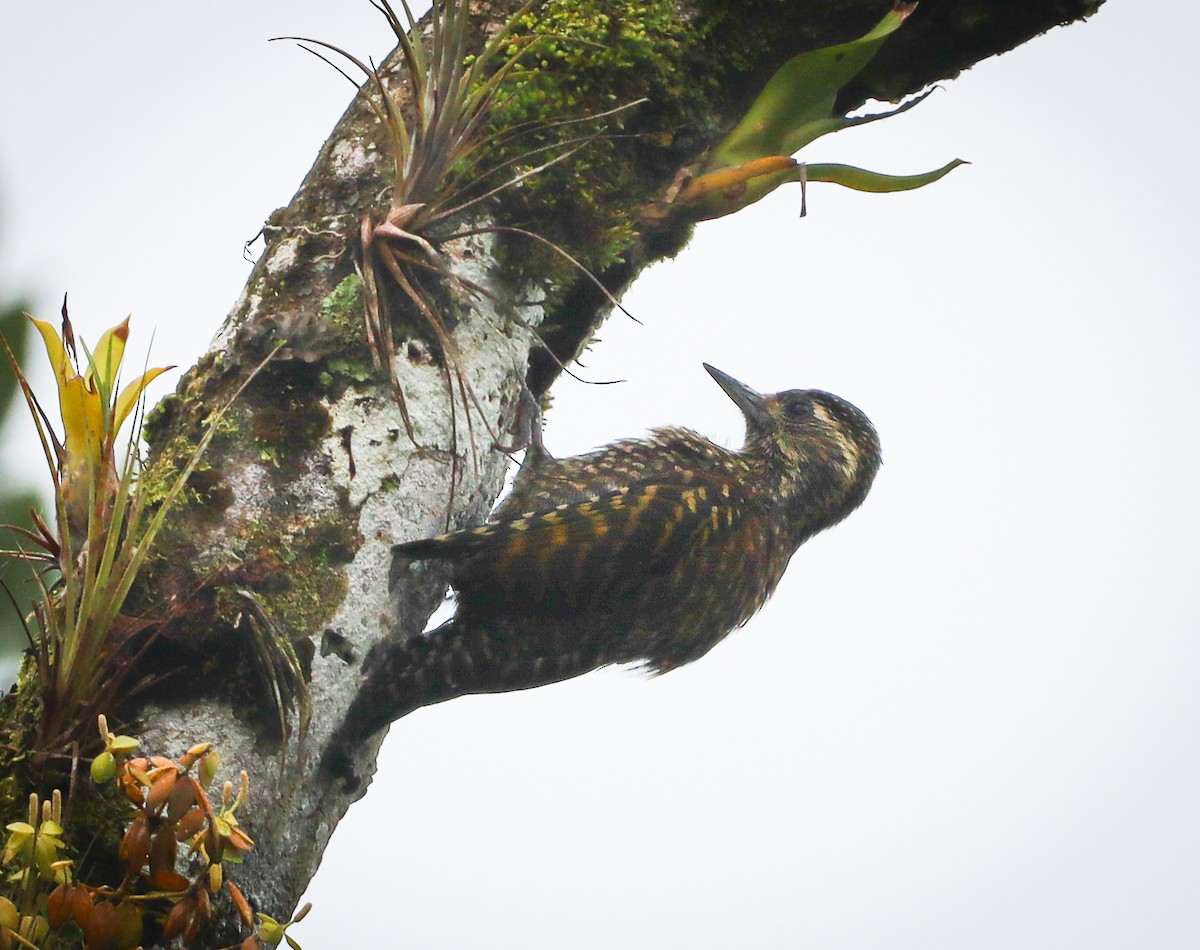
2, 2, 1198, 948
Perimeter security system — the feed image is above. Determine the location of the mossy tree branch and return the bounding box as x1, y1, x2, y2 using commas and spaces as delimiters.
5, 0, 1102, 938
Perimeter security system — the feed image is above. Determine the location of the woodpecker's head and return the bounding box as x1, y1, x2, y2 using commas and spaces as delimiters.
704, 363, 881, 527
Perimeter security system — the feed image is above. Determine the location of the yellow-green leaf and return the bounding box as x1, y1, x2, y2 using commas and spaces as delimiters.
710, 2, 915, 169
113, 365, 173, 435
91, 750, 116, 784
110, 735, 140, 754
805, 159, 966, 192
88, 316, 130, 395
2, 830, 31, 865
28, 316, 74, 405
678, 157, 965, 222
59, 375, 102, 472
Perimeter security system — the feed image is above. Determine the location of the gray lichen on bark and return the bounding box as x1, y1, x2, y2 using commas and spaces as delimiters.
140, 224, 536, 919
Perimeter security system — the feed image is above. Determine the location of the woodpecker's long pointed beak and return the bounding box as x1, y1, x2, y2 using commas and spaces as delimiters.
703, 364, 772, 429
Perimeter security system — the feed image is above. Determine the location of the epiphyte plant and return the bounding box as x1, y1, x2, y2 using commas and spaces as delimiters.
278, 0, 643, 527
0, 306, 277, 752
0, 716, 290, 949
1, 307, 173, 749
649, 1, 963, 223
276, 0, 547, 460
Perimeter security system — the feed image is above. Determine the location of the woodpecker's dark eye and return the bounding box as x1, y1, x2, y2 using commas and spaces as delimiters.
782, 396, 813, 422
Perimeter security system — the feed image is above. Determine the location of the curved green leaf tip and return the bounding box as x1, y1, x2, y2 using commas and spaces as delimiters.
652, 2, 964, 225
805, 159, 968, 193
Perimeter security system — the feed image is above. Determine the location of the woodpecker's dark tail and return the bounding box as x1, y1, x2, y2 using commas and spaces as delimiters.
321, 615, 599, 788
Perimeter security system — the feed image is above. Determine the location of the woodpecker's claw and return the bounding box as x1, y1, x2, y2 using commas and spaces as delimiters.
494, 386, 549, 459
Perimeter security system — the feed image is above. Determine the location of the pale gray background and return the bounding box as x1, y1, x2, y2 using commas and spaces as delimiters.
2, 2, 1197, 947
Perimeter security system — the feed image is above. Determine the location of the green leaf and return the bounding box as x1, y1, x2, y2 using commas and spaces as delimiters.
109, 734, 140, 754
805, 159, 967, 192
258, 916, 285, 945
780, 86, 940, 157
2, 827, 31, 865
710, 3, 915, 169
679, 157, 965, 222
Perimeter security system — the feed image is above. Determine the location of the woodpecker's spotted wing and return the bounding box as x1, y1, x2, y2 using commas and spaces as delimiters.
394, 474, 777, 615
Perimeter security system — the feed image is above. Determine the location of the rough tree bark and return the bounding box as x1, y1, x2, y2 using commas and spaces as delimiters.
20, 0, 1104, 937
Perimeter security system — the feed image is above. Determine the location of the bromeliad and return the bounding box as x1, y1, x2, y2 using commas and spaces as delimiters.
27, 310, 172, 552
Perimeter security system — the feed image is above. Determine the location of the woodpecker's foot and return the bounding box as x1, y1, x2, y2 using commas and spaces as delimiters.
321, 739, 365, 793
494, 386, 548, 458
388, 545, 414, 592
